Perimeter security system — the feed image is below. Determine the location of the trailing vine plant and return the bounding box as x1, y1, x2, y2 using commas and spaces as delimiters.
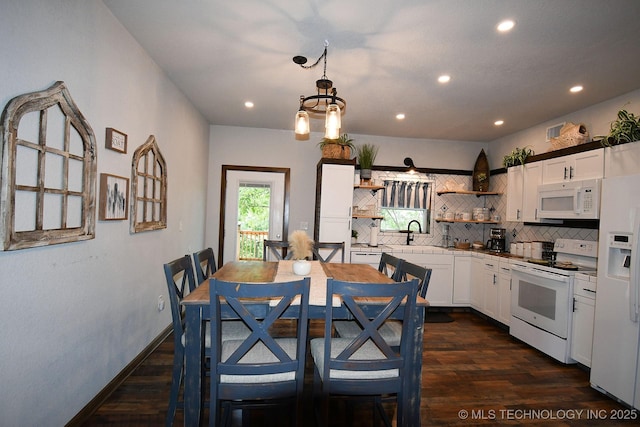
502, 146, 534, 168
597, 108, 640, 147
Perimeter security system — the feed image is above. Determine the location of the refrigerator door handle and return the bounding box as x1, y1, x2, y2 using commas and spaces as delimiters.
630, 207, 640, 322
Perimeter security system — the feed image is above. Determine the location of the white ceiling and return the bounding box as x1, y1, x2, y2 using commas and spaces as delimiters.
103, 0, 640, 142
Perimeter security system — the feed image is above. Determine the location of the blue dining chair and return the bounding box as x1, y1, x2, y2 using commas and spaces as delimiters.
192, 248, 251, 343
163, 255, 207, 427
310, 277, 420, 427
263, 239, 294, 261
209, 277, 311, 427
332, 252, 407, 343
192, 247, 217, 284
312, 241, 345, 263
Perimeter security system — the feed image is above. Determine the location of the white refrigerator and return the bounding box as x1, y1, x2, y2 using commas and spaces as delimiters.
590, 172, 640, 409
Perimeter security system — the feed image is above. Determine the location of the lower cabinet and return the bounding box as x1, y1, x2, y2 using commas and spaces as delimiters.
497, 260, 512, 326
350, 251, 382, 269
453, 256, 471, 305
470, 254, 511, 326
395, 252, 454, 306
571, 275, 596, 367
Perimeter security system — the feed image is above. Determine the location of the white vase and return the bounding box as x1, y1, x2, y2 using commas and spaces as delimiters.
292, 260, 311, 276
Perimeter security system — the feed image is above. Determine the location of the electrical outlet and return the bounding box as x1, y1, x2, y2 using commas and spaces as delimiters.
157, 295, 165, 312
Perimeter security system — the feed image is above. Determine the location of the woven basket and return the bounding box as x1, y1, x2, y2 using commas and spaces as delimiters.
322, 144, 351, 159
549, 123, 589, 151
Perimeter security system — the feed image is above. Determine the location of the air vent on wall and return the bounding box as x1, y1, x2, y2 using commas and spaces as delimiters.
546, 122, 566, 142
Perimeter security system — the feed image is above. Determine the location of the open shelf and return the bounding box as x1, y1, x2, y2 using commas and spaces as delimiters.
436, 219, 499, 224
352, 214, 384, 220
437, 190, 502, 196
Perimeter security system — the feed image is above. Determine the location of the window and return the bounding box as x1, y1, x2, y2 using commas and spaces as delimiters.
378, 176, 434, 233
0, 81, 97, 250
130, 135, 167, 233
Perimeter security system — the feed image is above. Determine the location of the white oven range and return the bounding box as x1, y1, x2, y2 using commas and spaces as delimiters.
509, 239, 598, 363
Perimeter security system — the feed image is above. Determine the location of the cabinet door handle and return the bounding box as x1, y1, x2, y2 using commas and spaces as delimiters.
569, 166, 574, 179
564, 167, 568, 180
517, 209, 521, 220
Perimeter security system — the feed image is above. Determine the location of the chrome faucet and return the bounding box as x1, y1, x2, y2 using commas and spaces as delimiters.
406, 220, 422, 245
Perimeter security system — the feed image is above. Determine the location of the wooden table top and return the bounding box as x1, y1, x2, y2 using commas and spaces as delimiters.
182, 261, 427, 306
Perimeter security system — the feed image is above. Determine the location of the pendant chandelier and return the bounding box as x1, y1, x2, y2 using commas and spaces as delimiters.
293, 41, 346, 139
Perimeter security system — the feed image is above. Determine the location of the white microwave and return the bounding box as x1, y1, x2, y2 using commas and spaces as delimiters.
537, 179, 601, 219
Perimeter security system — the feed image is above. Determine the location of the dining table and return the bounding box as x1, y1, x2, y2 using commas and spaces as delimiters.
181, 260, 428, 426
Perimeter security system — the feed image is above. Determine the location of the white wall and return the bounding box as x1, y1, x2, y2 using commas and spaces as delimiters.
205, 126, 487, 259
0, 1, 209, 425
488, 89, 640, 167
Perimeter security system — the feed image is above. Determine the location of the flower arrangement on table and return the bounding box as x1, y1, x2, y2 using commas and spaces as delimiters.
289, 230, 313, 275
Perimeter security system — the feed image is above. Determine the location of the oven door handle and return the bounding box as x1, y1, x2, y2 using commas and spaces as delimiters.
512, 264, 570, 282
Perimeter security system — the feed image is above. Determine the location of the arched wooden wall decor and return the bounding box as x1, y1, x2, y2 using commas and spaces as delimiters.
130, 135, 167, 233
0, 81, 97, 250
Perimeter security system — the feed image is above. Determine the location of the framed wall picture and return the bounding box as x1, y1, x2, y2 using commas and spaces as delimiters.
105, 127, 127, 153
99, 173, 129, 221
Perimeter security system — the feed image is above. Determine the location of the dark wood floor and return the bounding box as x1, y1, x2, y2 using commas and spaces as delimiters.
80, 312, 637, 426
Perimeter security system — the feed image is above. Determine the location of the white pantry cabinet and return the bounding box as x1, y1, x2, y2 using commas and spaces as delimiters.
314, 161, 355, 260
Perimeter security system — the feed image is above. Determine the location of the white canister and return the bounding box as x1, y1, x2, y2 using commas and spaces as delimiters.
531, 241, 543, 259
516, 242, 524, 257
510, 242, 517, 254
523, 242, 532, 258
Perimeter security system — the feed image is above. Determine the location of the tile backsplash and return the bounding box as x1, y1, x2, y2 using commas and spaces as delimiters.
352, 170, 597, 249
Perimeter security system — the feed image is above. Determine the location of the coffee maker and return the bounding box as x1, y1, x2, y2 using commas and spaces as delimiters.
487, 228, 506, 252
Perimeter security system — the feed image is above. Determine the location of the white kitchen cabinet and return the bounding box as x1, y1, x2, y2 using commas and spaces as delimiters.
314, 161, 355, 260
481, 257, 499, 319
541, 149, 604, 184
394, 252, 454, 306
506, 165, 524, 221
497, 260, 512, 326
522, 162, 543, 222
470, 255, 484, 310
453, 255, 471, 305
571, 274, 597, 367
350, 251, 382, 268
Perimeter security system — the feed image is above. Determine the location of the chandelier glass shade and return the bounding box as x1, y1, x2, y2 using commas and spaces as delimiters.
293, 43, 345, 138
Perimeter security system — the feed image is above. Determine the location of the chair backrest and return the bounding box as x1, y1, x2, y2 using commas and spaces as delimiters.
320, 278, 419, 391
209, 277, 310, 403
163, 255, 196, 347
263, 239, 293, 261
192, 247, 217, 284
378, 252, 404, 281
397, 261, 432, 298
312, 241, 345, 263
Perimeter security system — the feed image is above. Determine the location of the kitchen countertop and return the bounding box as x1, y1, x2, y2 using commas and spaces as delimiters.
351, 243, 523, 259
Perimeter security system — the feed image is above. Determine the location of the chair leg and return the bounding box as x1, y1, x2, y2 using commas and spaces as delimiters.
165, 348, 184, 427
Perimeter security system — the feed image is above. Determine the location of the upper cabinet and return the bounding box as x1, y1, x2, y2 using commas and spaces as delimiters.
506, 165, 524, 221
541, 149, 604, 184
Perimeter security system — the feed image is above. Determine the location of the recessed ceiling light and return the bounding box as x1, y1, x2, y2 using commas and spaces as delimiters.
570, 85, 583, 93
396, 113, 406, 120
438, 75, 451, 84
244, 101, 254, 108
497, 20, 515, 32
494, 120, 504, 126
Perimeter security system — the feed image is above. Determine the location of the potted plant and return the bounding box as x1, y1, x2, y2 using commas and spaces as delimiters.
351, 229, 358, 244
356, 143, 379, 181
598, 109, 640, 147
503, 146, 534, 168
318, 133, 355, 159
288, 230, 313, 275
